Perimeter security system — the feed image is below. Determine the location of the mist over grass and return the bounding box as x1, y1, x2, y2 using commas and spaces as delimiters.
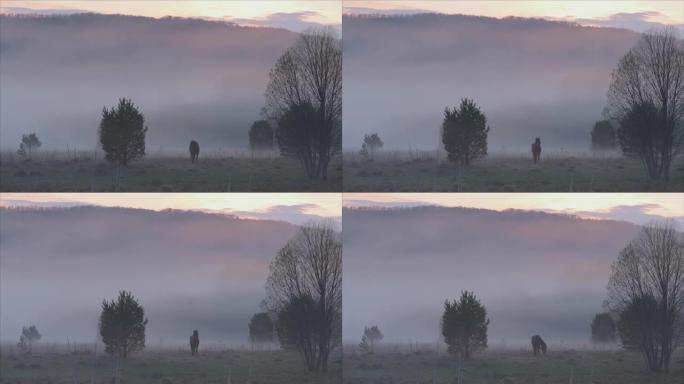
0, 13, 298, 151
343, 206, 641, 346
343, 13, 641, 151
0, 206, 298, 345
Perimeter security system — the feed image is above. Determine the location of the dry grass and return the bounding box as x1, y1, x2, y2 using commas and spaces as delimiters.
342, 344, 684, 384
0, 151, 342, 192
343, 150, 684, 192
0, 343, 342, 384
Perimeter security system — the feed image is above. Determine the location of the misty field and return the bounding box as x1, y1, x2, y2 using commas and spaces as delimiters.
343, 151, 684, 192
0, 152, 342, 192
343, 345, 684, 384
0, 345, 341, 384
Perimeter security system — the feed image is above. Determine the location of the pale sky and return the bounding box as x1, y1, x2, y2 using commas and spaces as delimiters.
345, 1, 684, 32
0, 193, 341, 222
1, 1, 342, 28
345, 193, 684, 226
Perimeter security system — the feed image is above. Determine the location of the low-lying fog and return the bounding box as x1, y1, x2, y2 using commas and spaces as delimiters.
0, 206, 298, 345
343, 206, 640, 347
343, 14, 641, 152
0, 14, 298, 152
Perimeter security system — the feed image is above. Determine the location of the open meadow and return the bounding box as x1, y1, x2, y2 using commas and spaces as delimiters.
0, 151, 342, 192
0, 344, 342, 384
343, 344, 684, 384
343, 151, 684, 192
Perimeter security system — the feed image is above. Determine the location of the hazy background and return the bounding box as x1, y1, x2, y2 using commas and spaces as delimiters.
343, 13, 644, 152
343, 205, 643, 347
0, 14, 298, 152
0, 205, 300, 346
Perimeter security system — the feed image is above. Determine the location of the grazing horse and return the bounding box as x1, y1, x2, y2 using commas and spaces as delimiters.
531, 335, 547, 356
531, 138, 542, 163
189, 140, 200, 163
190, 330, 199, 355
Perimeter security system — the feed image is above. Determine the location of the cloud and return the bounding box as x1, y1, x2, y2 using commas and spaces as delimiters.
0, 6, 88, 15
229, 203, 340, 226
343, 7, 431, 17
343, 199, 432, 209
559, 203, 684, 228
566, 11, 684, 33
0, 199, 89, 208
224, 11, 340, 34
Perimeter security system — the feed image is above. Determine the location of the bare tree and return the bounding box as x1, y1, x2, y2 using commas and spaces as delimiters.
606, 28, 684, 180
264, 221, 342, 371
264, 29, 342, 179
606, 222, 684, 372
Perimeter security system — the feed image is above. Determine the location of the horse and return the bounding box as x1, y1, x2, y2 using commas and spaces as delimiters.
531, 334, 547, 356
531, 138, 542, 163
190, 330, 199, 355
189, 140, 200, 163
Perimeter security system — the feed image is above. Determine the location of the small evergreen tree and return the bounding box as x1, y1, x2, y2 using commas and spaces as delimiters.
591, 312, 617, 344
99, 98, 147, 166
249, 120, 274, 151
359, 325, 383, 353
591, 120, 617, 150
17, 133, 42, 159
276, 102, 322, 179
617, 102, 666, 179
442, 99, 489, 166
275, 294, 321, 370
617, 294, 660, 370
99, 291, 147, 358
17, 325, 41, 352
363, 134, 384, 154
441, 291, 489, 359
249, 312, 275, 344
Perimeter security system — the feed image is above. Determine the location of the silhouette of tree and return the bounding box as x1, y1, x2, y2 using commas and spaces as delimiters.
617, 101, 665, 171
591, 120, 617, 150
441, 291, 489, 359
249, 312, 274, 344
16, 133, 41, 159
359, 325, 383, 353
99, 291, 147, 358
17, 325, 41, 352
276, 101, 322, 177
591, 312, 617, 344
275, 294, 321, 367
607, 28, 684, 181
99, 98, 147, 166
363, 134, 384, 154
617, 294, 661, 369
442, 98, 489, 166
606, 222, 684, 372
249, 120, 274, 151
264, 29, 342, 179
265, 221, 341, 372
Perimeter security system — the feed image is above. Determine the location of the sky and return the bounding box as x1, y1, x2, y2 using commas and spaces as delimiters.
0, 0, 342, 32
344, 193, 684, 227
345, 1, 684, 33
0, 193, 341, 225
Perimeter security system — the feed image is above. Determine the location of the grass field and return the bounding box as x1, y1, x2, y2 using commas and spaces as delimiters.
343, 151, 684, 192
0, 345, 342, 384
0, 151, 342, 192
343, 344, 684, 384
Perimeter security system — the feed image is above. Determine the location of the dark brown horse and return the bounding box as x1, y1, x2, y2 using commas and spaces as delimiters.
531, 335, 547, 356
189, 140, 200, 163
531, 138, 542, 163
190, 330, 199, 355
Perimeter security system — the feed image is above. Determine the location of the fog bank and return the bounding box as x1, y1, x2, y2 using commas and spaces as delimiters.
343, 206, 639, 346
0, 206, 298, 345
